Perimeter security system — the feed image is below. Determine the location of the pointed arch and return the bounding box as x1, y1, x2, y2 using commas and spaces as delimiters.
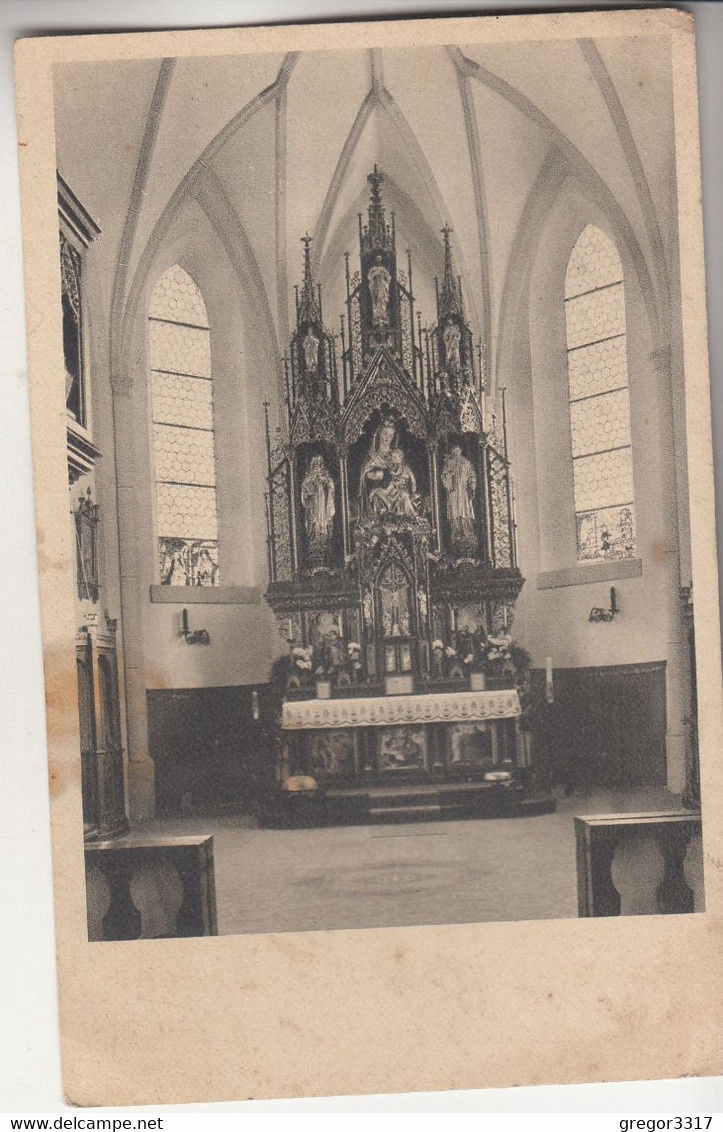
565, 225, 636, 562
148, 265, 220, 586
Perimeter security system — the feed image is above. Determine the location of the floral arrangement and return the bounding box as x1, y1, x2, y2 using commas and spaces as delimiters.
480, 633, 514, 677
291, 645, 314, 673
431, 639, 457, 658
287, 638, 364, 689
431, 627, 524, 685
431, 638, 460, 678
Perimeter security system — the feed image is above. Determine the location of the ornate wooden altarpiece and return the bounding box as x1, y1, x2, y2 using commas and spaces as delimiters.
264, 169, 528, 799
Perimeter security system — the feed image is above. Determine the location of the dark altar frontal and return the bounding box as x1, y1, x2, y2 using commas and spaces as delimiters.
263, 168, 552, 827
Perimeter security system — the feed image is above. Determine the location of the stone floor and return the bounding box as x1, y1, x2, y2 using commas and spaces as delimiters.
136, 786, 681, 935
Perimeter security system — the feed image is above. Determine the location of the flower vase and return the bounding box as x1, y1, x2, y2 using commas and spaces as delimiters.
470, 671, 487, 691
316, 679, 332, 700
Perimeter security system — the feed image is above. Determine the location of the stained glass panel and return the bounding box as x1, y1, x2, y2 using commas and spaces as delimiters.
565, 227, 635, 561
568, 336, 627, 401
149, 320, 212, 377
152, 424, 217, 485
149, 264, 209, 326
564, 282, 625, 350
149, 266, 218, 585
576, 505, 636, 561
150, 371, 213, 430
572, 448, 634, 514
155, 483, 218, 541
565, 226, 622, 299
569, 389, 631, 458
159, 538, 219, 585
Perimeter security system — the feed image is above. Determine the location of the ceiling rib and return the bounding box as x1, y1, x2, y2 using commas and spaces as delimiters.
453, 46, 660, 344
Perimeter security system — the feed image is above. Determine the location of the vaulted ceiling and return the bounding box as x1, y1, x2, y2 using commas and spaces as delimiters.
53, 34, 676, 381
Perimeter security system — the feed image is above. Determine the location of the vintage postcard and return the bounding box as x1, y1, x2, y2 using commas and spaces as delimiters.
14, 6, 723, 1106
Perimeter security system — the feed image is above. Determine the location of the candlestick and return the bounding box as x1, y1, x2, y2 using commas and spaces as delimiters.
545, 656, 554, 704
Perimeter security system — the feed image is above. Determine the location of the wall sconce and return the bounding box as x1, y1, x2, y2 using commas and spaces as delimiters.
589, 587, 618, 623
180, 607, 211, 645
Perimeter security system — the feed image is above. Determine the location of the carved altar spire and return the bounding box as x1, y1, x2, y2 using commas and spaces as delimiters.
361, 165, 394, 255
438, 223, 463, 321
298, 233, 321, 325
367, 164, 385, 246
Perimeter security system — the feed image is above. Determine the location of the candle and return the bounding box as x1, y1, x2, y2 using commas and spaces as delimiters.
182, 608, 189, 636
545, 656, 554, 704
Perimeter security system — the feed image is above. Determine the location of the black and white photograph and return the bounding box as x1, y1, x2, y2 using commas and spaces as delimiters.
11, 4, 723, 1108
51, 23, 708, 940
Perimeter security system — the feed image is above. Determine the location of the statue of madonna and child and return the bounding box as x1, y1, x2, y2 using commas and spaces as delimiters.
358, 417, 422, 521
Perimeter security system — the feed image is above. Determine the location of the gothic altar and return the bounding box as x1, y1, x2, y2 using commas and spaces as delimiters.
262, 168, 541, 820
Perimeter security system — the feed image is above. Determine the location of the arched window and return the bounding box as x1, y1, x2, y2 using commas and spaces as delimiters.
565, 226, 636, 562
148, 265, 219, 586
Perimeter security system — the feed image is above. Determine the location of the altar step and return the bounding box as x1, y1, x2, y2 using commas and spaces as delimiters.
369, 787, 442, 809
267, 781, 556, 829
325, 782, 556, 826
369, 803, 442, 823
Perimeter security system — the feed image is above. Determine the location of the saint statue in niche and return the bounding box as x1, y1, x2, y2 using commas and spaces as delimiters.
300, 454, 335, 551
363, 588, 374, 626
359, 417, 421, 520
441, 444, 477, 546
370, 448, 419, 519
443, 318, 462, 372
417, 587, 428, 622
359, 417, 396, 515
367, 255, 391, 324
302, 327, 320, 375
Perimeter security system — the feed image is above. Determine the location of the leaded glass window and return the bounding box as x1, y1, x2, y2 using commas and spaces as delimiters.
149, 266, 219, 585
564, 226, 636, 561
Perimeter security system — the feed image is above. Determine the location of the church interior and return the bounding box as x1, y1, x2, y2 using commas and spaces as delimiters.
55, 36, 704, 938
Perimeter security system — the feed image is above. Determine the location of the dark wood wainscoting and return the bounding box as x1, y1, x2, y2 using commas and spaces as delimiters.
147, 685, 274, 817
529, 662, 667, 790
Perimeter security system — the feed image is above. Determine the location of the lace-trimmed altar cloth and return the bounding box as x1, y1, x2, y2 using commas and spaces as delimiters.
281, 689, 521, 730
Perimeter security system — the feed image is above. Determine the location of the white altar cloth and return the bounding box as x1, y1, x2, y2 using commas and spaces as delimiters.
281, 688, 521, 730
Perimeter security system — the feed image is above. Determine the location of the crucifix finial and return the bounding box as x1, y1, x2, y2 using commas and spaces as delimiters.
367, 164, 384, 201
301, 232, 313, 277
298, 233, 320, 324
439, 221, 462, 319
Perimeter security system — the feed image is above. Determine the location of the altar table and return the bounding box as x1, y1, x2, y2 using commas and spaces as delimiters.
281, 688, 521, 731
280, 688, 522, 790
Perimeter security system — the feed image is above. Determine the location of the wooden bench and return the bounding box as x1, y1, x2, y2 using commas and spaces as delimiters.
85, 835, 217, 940
575, 811, 703, 917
